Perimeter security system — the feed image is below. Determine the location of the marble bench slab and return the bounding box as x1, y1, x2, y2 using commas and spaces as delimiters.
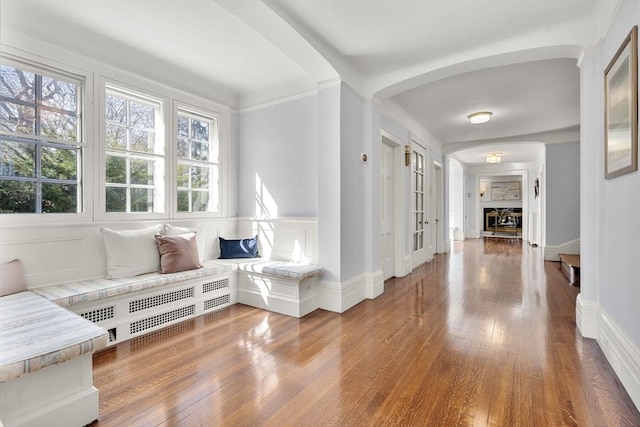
214, 259, 323, 280
31, 261, 233, 307
0, 292, 108, 382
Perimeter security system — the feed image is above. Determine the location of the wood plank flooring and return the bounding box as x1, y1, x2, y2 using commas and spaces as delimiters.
92, 238, 640, 426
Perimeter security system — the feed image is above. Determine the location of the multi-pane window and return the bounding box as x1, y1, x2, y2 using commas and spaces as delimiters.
176, 108, 219, 213
0, 63, 82, 213
104, 86, 164, 213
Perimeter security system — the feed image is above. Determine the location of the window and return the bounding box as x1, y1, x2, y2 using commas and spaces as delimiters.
104, 86, 164, 213
0, 62, 82, 213
176, 108, 219, 213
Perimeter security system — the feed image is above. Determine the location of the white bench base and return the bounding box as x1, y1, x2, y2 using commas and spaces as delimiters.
67, 273, 236, 347
237, 272, 320, 318
0, 354, 98, 427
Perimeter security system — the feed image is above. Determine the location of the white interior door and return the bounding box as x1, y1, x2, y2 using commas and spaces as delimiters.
412, 144, 428, 268
433, 162, 443, 253
381, 142, 395, 280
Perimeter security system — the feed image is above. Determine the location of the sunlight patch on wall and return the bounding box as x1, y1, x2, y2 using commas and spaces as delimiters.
255, 173, 278, 219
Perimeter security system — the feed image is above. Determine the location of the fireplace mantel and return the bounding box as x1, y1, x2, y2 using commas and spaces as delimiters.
484, 208, 523, 234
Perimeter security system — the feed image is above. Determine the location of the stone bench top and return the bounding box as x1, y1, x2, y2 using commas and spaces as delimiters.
214, 259, 323, 280
0, 292, 108, 382
31, 261, 233, 307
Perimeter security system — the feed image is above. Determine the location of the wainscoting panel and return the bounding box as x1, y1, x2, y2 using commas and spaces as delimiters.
237, 218, 318, 263
2, 237, 87, 285
0, 218, 238, 288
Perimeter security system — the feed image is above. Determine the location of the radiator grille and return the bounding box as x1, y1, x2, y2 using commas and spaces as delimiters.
130, 305, 195, 335
129, 287, 194, 313
203, 278, 229, 293
80, 306, 114, 323
204, 294, 230, 311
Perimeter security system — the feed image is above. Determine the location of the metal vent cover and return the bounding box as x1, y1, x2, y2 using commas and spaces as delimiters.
80, 306, 115, 323
129, 287, 194, 313
130, 305, 195, 335
203, 278, 229, 293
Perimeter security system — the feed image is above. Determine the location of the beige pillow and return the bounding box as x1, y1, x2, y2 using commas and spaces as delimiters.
0, 259, 27, 296
155, 233, 201, 274
101, 224, 163, 278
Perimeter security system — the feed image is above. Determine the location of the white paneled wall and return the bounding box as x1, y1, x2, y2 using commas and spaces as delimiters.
236, 218, 318, 264
0, 218, 318, 289
0, 219, 236, 289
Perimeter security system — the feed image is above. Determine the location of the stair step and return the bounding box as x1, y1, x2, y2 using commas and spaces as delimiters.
559, 253, 580, 286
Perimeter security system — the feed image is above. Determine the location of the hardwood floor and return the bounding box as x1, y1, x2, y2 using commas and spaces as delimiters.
92, 238, 640, 426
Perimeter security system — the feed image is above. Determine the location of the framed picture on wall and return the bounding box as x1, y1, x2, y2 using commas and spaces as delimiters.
604, 25, 638, 179
491, 181, 520, 201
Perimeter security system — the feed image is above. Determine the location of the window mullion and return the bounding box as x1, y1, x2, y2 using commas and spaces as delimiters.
34, 75, 43, 213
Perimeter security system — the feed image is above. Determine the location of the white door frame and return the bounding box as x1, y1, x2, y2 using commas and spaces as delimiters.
381, 131, 407, 278
433, 161, 444, 254
381, 140, 395, 280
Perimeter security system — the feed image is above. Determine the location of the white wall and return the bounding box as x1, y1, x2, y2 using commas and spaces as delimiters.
317, 84, 342, 283
237, 95, 319, 218
449, 159, 464, 240
578, 0, 640, 410
545, 142, 580, 246
339, 87, 368, 282
464, 174, 477, 238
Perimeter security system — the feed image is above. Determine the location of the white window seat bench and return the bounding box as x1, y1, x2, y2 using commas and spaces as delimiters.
0, 255, 322, 427
212, 259, 324, 318
31, 261, 236, 347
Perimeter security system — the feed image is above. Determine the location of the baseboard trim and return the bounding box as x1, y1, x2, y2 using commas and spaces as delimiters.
544, 238, 580, 261
319, 273, 370, 313
576, 294, 597, 338
465, 229, 478, 239
365, 270, 384, 299
340, 274, 367, 312
576, 294, 640, 411
597, 311, 640, 411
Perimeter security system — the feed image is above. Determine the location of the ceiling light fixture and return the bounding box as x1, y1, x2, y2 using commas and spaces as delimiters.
467, 111, 493, 124
486, 153, 502, 163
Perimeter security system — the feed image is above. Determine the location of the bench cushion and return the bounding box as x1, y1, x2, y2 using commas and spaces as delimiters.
31, 261, 232, 307
230, 259, 323, 280
0, 292, 108, 382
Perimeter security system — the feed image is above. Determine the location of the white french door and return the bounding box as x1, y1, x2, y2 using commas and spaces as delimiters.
381, 142, 395, 280
412, 144, 428, 267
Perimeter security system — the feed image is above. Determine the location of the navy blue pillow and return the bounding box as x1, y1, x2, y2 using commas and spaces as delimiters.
218, 236, 259, 259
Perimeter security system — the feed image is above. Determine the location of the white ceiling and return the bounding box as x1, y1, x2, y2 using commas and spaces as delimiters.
1, 0, 621, 165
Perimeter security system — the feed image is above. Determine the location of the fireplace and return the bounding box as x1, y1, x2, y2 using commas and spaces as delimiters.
484, 208, 523, 234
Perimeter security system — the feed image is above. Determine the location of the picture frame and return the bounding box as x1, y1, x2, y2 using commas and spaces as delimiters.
490, 181, 520, 201
604, 25, 638, 179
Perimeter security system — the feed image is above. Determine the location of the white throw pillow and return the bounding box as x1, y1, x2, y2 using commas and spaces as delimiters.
164, 224, 206, 261
101, 224, 163, 278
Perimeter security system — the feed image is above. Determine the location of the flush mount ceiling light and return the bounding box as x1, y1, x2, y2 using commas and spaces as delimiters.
486, 153, 502, 163
467, 111, 493, 124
